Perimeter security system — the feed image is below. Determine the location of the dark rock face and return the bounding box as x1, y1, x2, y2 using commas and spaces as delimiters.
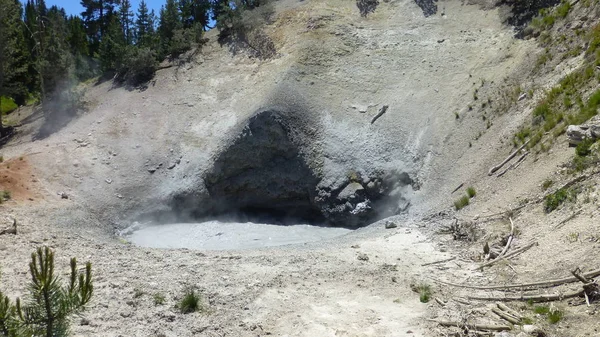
496, 0, 561, 36
173, 109, 415, 227
203, 110, 322, 222
414, 0, 438, 17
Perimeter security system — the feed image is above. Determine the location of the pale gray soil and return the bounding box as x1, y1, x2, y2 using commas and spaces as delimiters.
1, 0, 600, 336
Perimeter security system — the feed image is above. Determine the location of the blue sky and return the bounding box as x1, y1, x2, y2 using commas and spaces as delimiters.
42, 0, 165, 18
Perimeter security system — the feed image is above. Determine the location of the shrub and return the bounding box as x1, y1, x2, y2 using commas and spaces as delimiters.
467, 187, 476, 198
454, 196, 470, 210
0, 247, 93, 337
179, 289, 202, 314
542, 179, 553, 190
118, 46, 158, 86
575, 138, 595, 157
544, 188, 576, 212
2, 191, 10, 200
0, 97, 18, 115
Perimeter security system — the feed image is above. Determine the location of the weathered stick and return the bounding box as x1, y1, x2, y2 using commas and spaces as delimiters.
371, 105, 389, 124
451, 183, 465, 194
488, 140, 530, 175
468, 289, 583, 302
555, 210, 582, 229
433, 267, 600, 291
477, 235, 525, 270
427, 319, 512, 331
422, 256, 456, 267
492, 307, 520, 325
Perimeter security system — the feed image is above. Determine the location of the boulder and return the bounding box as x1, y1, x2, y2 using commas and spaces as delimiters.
567, 115, 600, 145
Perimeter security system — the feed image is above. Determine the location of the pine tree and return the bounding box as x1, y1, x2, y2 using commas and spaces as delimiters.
191, 0, 211, 30
0, 0, 29, 130
0, 247, 93, 337
80, 0, 118, 55
135, 0, 157, 48
118, 0, 134, 45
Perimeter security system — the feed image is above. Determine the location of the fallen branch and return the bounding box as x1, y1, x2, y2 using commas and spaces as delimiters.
497, 303, 522, 319
496, 152, 529, 178
477, 236, 526, 270
371, 105, 389, 124
488, 140, 530, 176
434, 297, 446, 307
492, 307, 520, 325
468, 289, 584, 302
427, 319, 511, 331
555, 210, 582, 229
451, 183, 465, 194
433, 267, 600, 290
422, 256, 456, 267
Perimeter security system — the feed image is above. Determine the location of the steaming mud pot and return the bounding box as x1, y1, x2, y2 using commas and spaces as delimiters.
123, 220, 353, 250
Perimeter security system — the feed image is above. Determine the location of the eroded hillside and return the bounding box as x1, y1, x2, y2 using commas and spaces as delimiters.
1, 0, 600, 336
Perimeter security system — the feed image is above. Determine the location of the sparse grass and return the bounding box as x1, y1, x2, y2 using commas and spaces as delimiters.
454, 111, 459, 119
417, 284, 432, 303
466, 187, 476, 198
179, 288, 202, 314
548, 308, 564, 324
0, 156, 3, 163
544, 187, 577, 213
454, 196, 470, 210
534, 305, 550, 314
2, 190, 11, 200
542, 179, 553, 190
153, 293, 166, 306
567, 232, 579, 243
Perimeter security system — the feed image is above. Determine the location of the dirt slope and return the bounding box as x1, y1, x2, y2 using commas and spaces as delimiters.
1, 0, 600, 336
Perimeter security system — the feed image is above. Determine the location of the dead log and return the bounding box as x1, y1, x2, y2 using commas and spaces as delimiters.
468, 289, 584, 302
488, 140, 530, 176
433, 267, 600, 291
496, 303, 521, 319
496, 152, 529, 178
491, 307, 520, 325
427, 319, 511, 331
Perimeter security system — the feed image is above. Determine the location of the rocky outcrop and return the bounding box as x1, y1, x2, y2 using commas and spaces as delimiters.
170, 108, 416, 227
567, 116, 600, 145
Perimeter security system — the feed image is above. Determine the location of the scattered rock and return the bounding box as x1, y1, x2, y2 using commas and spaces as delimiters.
518, 93, 527, 101
105, 179, 112, 184
357, 253, 369, 261
61, 192, 69, 199
167, 162, 177, 169
385, 221, 397, 229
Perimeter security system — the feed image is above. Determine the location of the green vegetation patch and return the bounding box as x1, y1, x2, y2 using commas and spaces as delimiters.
544, 187, 577, 213
454, 196, 470, 210
179, 288, 203, 314
0, 96, 18, 115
